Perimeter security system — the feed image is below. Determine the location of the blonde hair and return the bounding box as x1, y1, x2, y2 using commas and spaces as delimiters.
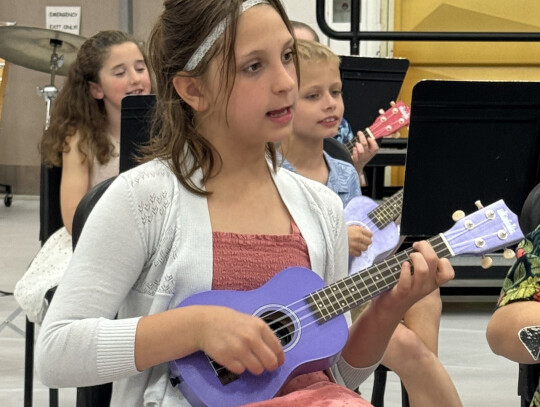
295, 39, 340, 71
144, 0, 298, 196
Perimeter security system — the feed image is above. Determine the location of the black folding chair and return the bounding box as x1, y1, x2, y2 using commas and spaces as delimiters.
70, 177, 117, 407
22, 164, 64, 407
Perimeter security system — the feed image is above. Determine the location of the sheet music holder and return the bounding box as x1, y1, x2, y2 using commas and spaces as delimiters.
337, 56, 409, 198
339, 56, 409, 132
401, 80, 540, 238
119, 94, 156, 173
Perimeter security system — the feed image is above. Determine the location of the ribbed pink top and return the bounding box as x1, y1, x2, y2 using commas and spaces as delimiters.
212, 220, 310, 291
211, 221, 371, 406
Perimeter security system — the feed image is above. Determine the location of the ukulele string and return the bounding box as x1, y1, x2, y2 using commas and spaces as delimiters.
283, 224, 499, 340
211, 237, 461, 375
270, 236, 463, 343
212, 220, 501, 374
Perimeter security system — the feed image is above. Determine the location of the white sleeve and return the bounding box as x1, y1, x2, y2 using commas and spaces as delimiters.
328, 194, 381, 389
36, 175, 148, 388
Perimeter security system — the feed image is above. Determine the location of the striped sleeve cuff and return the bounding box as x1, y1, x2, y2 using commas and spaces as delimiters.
333, 355, 381, 390
96, 317, 142, 381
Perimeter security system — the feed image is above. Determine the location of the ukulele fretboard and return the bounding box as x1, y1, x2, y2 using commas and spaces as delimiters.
306, 234, 450, 322
367, 189, 404, 229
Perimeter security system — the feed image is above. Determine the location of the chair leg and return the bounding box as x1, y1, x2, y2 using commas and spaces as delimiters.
371, 365, 388, 407
0, 306, 25, 336
401, 381, 410, 407
50, 388, 58, 407
24, 318, 34, 407
76, 383, 112, 407
372, 364, 410, 407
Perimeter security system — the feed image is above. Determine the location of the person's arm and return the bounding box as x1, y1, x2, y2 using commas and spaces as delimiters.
60, 132, 90, 234
487, 301, 540, 364
37, 175, 148, 387
37, 174, 284, 388
486, 226, 540, 364
342, 241, 455, 368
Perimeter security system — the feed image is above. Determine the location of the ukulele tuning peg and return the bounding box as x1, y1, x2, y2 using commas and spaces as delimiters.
390, 100, 396, 106
481, 256, 493, 269
452, 210, 465, 221
503, 248, 516, 260
475, 200, 484, 209
392, 131, 401, 139
379, 108, 385, 115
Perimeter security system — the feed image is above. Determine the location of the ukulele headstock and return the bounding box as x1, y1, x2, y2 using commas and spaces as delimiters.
367, 101, 411, 140
442, 199, 524, 258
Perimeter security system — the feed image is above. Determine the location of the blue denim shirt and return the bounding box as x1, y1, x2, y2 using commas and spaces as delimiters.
281, 150, 362, 207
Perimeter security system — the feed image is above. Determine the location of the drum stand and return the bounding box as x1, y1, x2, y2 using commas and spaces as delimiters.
36, 39, 63, 130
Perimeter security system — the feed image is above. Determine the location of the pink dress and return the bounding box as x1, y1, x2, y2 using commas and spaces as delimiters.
212, 221, 372, 407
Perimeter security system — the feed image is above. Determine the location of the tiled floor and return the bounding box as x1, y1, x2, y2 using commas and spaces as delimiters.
0, 196, 521, 406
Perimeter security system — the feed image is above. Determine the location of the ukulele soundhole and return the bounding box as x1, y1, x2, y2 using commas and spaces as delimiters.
260, 309, 295, 347
208, 305, 300, 386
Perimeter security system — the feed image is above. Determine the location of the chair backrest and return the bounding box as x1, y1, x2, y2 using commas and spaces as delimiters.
520, 182, 540, 236
71, 176, 117, 249
39, 164, 63, 245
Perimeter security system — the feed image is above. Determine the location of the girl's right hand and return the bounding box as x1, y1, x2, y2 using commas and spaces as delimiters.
195, 306, 285, 376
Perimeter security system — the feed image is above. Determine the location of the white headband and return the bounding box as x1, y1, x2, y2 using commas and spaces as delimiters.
183, 0, 269, 72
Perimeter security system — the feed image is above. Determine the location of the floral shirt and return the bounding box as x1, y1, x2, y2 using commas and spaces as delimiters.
334, 118, 354, 144
496, 225, 540, 407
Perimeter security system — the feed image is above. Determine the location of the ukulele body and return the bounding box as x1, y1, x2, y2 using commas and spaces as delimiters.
345, 195, 400, 274
170, 266, 349, 407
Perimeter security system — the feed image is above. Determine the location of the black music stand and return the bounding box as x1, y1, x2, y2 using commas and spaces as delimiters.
340, 56, 409, 132
338, 56, 410, 198
401, 80, 540, 237
119, 94, 156, 173
400, 80, 540, 295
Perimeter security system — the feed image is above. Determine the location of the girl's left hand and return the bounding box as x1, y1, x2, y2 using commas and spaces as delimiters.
376, 241, 455, 312
351, 131, 379, 174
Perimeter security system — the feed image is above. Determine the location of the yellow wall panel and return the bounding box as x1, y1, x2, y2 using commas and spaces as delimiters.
390, 0, 540, 185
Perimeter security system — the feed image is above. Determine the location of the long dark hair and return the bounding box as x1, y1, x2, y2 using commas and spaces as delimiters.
144, 0, 298, 195
41, 30, 149, 167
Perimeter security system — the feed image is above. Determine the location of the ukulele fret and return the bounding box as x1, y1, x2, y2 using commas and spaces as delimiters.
368, 189, 404, 229
307, 290, 333, 323
336, 279, 363, 308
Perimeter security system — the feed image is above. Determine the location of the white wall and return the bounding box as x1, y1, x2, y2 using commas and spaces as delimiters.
282, 0, 385, 57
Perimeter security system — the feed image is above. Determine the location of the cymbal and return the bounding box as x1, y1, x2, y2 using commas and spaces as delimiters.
0, 26, 86, 76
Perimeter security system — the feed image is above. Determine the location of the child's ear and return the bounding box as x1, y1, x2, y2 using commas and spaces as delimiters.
173, 75, 208, 112
89, 81, 104, 100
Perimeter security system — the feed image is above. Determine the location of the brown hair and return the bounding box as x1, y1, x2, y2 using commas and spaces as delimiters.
291, 20, 320, 42
40, 30, 150, 167
144, 0, 298, 195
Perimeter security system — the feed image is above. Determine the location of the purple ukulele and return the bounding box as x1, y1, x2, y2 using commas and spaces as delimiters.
170, 200, 523, 407
342, 102, 411, 274
345, 189, 403, 274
